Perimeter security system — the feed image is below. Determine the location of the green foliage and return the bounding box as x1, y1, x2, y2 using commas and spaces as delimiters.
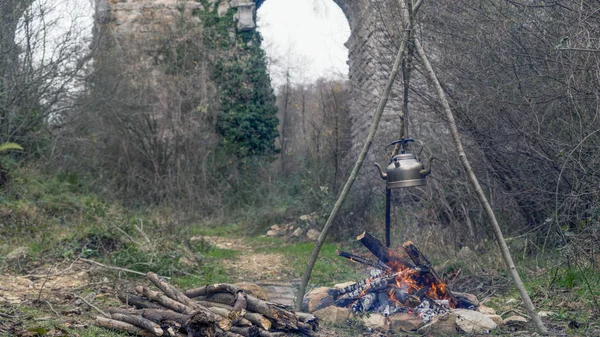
198, 6, 279, 158
0, 142, 23, 152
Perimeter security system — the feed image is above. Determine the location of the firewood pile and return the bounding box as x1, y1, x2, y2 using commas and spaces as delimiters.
322, 232, 477, 322
95, 272, 318, 337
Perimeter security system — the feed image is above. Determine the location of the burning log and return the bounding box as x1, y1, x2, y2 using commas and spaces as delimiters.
351, 293, 376, 313
402, 242, 456, 304
389, 287, 421, 307
356, 232, 415, 269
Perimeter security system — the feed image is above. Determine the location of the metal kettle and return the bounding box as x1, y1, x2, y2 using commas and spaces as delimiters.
374, 138, 434, 189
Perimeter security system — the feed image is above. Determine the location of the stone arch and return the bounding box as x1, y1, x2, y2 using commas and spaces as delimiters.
96, 0, 405, 166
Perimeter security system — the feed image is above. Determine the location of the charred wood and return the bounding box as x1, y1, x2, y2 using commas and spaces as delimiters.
336, 250, 391, 271
356, 232, 414, 269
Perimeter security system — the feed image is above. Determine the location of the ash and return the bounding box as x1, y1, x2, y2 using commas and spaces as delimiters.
416, 300, 450, 323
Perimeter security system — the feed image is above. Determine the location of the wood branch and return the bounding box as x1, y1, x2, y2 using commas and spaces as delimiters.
111, 313, 164, 336
190, 292, 299, 331
147, 272, 197, 308
336, 250, 391, 271
197, 301, 272, 331
118, 293, 163, 310
208, 307, 252, 326
96, 316, 156, 336
257, 331, 287, 337
229, 290, 247, 323
184, 284, 241, 298
328, 271, 390, 299
136, 286, 191, 314
356, 232, 414, 269
229, 326, 259, 337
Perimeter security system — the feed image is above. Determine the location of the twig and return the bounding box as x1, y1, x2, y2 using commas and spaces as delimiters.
45, 301, 60, 317
79, 258, 170, 279
75, 295, 110, 318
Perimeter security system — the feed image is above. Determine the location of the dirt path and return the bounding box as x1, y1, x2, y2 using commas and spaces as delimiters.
198, 236, 298, 306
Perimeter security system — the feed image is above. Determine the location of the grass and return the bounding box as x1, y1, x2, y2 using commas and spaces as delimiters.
2, 166, 600, 336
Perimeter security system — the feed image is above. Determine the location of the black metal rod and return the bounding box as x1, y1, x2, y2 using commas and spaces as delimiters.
385, 188, 391, 248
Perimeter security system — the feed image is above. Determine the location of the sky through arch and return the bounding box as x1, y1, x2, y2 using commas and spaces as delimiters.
257, 0, 350, 89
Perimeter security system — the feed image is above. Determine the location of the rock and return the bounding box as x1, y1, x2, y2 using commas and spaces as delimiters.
538, 311, 555, 318
266, 229, 280, 237
478, 304, 496, 315
291, 227, 305, 237
306, 229, 320, 241
360, 313, 388, 331
6, 247, 29, 261
313, 306, 351, 326
452, 291, 480, 307
333, 281, 356, 289
302, 287, 333, 312
388, 313, 425, 332
454, 309, 497, 333
234, 282, 268, 301
417, 312, 459, 336
504, 315, 528, 327
217, 0, 230, 16
457, 246, 475, 259
270, 224, 281, 230
299, 214, 311, 221
486, 314, 504, 326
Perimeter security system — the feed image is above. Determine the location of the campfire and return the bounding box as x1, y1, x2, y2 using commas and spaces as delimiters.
327, 232, 477, 322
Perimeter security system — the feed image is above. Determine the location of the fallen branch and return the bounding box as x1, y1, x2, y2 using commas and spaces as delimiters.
110, 312, 163, 336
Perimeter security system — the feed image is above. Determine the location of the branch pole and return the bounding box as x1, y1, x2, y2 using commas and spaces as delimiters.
414, 38, 548, 335
294, 1, 414, 311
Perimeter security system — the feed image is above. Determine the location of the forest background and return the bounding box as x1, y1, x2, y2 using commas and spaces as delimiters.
0, 0, 599, 335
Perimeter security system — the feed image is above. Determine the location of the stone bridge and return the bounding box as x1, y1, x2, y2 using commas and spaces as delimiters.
96, 0, 407, 169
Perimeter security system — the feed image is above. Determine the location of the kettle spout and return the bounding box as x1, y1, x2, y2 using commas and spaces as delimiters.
420, 156, 435, 177
374, 163, 387, 180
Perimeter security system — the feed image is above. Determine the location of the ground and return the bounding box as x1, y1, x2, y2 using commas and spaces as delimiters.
2, 229, 598, 337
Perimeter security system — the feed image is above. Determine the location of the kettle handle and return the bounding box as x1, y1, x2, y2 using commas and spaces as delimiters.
385, 138, 414, 153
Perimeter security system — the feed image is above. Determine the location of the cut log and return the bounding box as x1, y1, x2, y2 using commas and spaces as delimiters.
110, 313, 164, 336
229, 290, 248, 323
147, 272, 199, 309
190, 292, 299, 331
197, 301, 272, 331
356, 232, 414, 269
184, 284, 242, 298
140, 309, 188, 326
208, 306, 252, 326
144, 274, 233, 332
229, 326, 259, 337
96, 316, 156, 336
118, 293, 164, 310
136, 286, 192, 314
